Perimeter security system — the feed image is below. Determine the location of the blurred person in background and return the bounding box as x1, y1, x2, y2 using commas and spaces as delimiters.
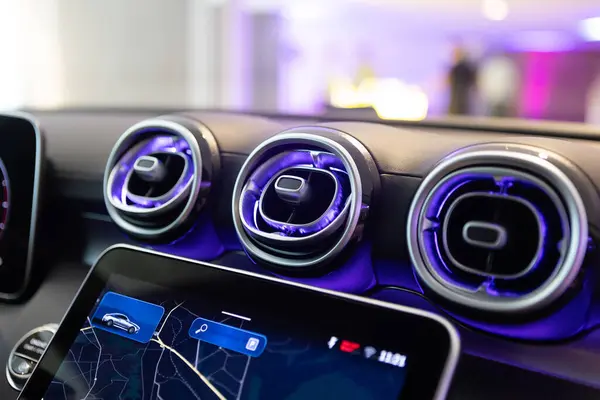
478, 52, 519, 117
447, 45, 477, 115
586, 72, 600, 125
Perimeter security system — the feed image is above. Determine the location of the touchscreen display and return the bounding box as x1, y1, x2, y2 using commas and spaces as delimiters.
21, 246, 458, 400
42, 275, 409, 400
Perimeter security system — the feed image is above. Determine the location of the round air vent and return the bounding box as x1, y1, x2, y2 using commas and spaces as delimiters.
407, 144, 589, 314
232, 127, 379, 272
104, 116, 219, 241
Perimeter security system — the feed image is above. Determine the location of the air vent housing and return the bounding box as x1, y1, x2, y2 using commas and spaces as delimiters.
407, 144, 589, 314
104, 116, 219, 241
232, 127, 379, 272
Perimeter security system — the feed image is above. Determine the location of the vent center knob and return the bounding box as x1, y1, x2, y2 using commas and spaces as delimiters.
462, 221, 507, 250
133, 155, 166, 182
274, 175, 311, 205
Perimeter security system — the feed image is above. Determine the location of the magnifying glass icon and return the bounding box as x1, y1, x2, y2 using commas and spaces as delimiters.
195, 324, 208, 334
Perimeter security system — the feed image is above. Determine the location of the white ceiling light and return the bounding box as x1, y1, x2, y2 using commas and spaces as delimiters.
579, 17, 600, 42
482, 0, 509, 21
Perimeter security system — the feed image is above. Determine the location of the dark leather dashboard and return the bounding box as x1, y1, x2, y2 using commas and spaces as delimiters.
3, 109, 600, 399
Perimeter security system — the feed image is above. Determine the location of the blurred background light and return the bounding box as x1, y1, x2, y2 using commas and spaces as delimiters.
579, 17, 600, 42
328, 77, 429, 121
0, 0, 25, 109
372, 80, 429, 121
482, 0, 509, 21
2, 0, 600, 123
282, 2, 330, 20
508, 30, 574, 52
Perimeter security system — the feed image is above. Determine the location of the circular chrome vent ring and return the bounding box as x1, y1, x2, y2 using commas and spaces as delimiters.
256, 165, 351, 243
232, 130, 373, 270
407, 145, 588, 314
106, 134, 196, 216
104, 118, 211, 240
241, 150, 353, 245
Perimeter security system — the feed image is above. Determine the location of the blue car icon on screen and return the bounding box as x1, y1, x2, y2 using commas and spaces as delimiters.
92, 292, 165, 343
101, 312, 140, 334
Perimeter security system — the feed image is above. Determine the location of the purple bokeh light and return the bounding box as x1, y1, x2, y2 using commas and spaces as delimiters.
109, 133, 195, 210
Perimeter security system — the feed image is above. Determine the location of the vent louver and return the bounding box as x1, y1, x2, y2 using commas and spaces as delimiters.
407, 144, 588, 314
104, 117, 219, 241
232, 128, 379, 272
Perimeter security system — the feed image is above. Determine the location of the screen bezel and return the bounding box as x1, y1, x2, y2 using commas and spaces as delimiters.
0, 112, 44, 299
19, 244, 460, 400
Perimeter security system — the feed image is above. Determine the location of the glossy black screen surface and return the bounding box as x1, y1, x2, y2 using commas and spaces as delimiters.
20, 246, 457, 400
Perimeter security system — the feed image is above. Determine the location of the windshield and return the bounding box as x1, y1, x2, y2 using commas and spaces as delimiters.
2, 0, 600, 123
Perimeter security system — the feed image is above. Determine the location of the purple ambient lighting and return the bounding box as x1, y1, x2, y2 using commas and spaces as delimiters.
422, 172, 554, 297
372, 283, 591, 341
240, 150, 348, 237
277, 241, 377, 293
109, 133, 194, 210
152, 213, 225, 261
372, 259, 593, 341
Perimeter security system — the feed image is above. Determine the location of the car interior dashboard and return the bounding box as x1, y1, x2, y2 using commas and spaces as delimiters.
1, 109, 600, 398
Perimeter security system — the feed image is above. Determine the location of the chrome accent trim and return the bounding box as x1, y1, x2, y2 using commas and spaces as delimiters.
103, 119, 204, 239
0, 111, 44, 300
122, 152, 190, 210
107, 141, 193, 215
256, 166, 345, 232
246, 166, 351, 244
274, 175, 309, 204
441, 191, 545, 279
27, 243, 459, 400
462, 221, 507, 250
407, 147, 588, 314
274, 175, 305, 192
133, 155, 167, 182
232, 132, 363, 268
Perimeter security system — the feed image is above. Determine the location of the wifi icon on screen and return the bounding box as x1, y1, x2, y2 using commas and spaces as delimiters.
364, 346, 377, 359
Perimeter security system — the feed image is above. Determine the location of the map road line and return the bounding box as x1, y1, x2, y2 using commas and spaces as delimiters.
150, 338, 227, 400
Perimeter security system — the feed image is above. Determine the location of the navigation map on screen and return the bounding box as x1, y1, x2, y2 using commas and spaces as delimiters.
42, 279, 408, 400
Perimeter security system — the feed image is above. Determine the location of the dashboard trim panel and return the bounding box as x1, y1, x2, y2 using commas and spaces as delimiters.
5, 109, 600, 397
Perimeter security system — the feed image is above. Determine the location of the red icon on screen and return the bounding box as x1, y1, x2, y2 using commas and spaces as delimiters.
340, 340, 361, 353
